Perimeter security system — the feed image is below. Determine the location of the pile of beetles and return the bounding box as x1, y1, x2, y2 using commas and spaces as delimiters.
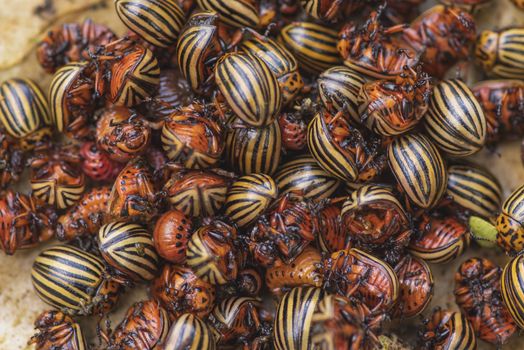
2, 0, 524, 348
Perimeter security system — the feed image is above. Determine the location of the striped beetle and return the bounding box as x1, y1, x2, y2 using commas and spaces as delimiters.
502, 254, 524, 329
496, 184, 524, 254
30, 310, 87, 350
476, 27, 524, 79
164, 313, 216, 350
419, 308, 477, 350
196, 0, 260, 29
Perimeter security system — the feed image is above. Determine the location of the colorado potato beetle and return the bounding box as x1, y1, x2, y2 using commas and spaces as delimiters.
163, 313, 217, 350
151, 264, 216, 320
80, 142, 123, 182
57, 187, 111, 241
98, 221, 159, 283
274, 155, 340, 201
410, 214, 470, 264
278, 110, 308, 151
279, 21, 341, 74
0, 78, 51, 150
115, 0, 186, 48
108, 157, 157, 220
109, 300, 170, 350
419, 308, 477, 350
447, 164, 502, 219
300, 0, 361, 22
161, 102, 223, 169
144, 69, 194, 119
357, 66, 432, 137
476, 27, 524, 79
31, 245, 122, 315
225, 116, 282, 176
153, 209, 193, 264
187, 220, 239, 285
501, 254, 524, 329
224, 173, 277, 228
29, 310, 87, 350
424, 79, 487, 157
162, 166, 230, 217
317, 204, 347, 254
317, 66, 365, 121
241, 34, 304, 105
96, 106, 152, 163
403, 5, 476, 79
392, 255, 434, 319
496, 184, 524, 254
387, 134, 448, 210
455, 257, 516, 345
196, 0, 260, 28
215, 52, 282, 127
323, 248, 400, 311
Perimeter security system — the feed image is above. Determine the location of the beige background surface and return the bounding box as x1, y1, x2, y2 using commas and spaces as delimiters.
0, 0, 523, 349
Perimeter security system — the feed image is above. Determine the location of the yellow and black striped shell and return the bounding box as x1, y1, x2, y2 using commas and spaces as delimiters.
98, 221, 158, 282
501, 254, 524, 329
115, 0, 186, 48
176, 10, 222, 95
387, 134, 448, 209
109, 45, 160, 107
497, 184, 524, 254
317, 66, 365, 121
225, 117, 281, 175
447, 164, 502, 218
0, 78, 51, 148
225, 173, 278, 227
31, 245, 121, 315
274, 155, 340, 201
216, 52, 282, 127
424, 79, 487, 157
30, 165, 86, 210
278, 22, 341, 74
195, 0, 259, 28
164, 313, 216, 350
241, 35, 304, 105
420, 309, 477, 350
476, 28, 524, 79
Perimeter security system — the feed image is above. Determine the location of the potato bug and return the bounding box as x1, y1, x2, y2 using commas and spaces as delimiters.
392, 255, 434, 319
176, 10, 224, 95
410, 214, 470, 264
31, 245, 122, 315
151, 264, 216, 319
317, 204, 347, 254
109, 44, 160, 107
279, 22, 341, 74
472, 79, 524, 144
300, 0, 359, 22
98, 221, 158, 282
153, 209, 193, 264
387, 134, 448, 210
29, 310, 87, 350
419, 308, 477, 350
274, 155, 340, 201
187, 220, 239, 285
109, 300, 170, 350
224, 117, 282, 176
241, 34, 304, 105
215, 52, 282, 127
164, 313, 217, 350
80, 142, 123, 182
455, 257, 516, 345
163, 166, 230, 217
195, 0, 259, 28
501, 254, 524, 329
115, 0, 186, 48
317, 66, 365, 121
358, 66, 432, 137
323, 248, 399, 311
447, 164, 502, 218
161, 102, 223, 169
265, 246, 323, 296
424, 79, 487, 157
402, 5, 476, 79
278, 111, 307, 151
496, 184, 524, 254
476, 27, 524, 79
57, 187, 111, 241
144, 69, 194, 119
224, 173, 277, 228
0, 78, 51, 149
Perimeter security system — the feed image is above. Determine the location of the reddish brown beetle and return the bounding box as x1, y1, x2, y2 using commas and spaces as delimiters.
0, 133, 24, 189
419, 308, 477, 350
278, 111, 308, 152
109, 300, 170, 350
80, 142, 123, 182
29, 310, 86, 350
153, 209, 193, 264
96, 106, 152, 163
317, 203, 348, 254
454, 257, 516, 345
57, 187, 111, 241
150, 264, 216, 320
